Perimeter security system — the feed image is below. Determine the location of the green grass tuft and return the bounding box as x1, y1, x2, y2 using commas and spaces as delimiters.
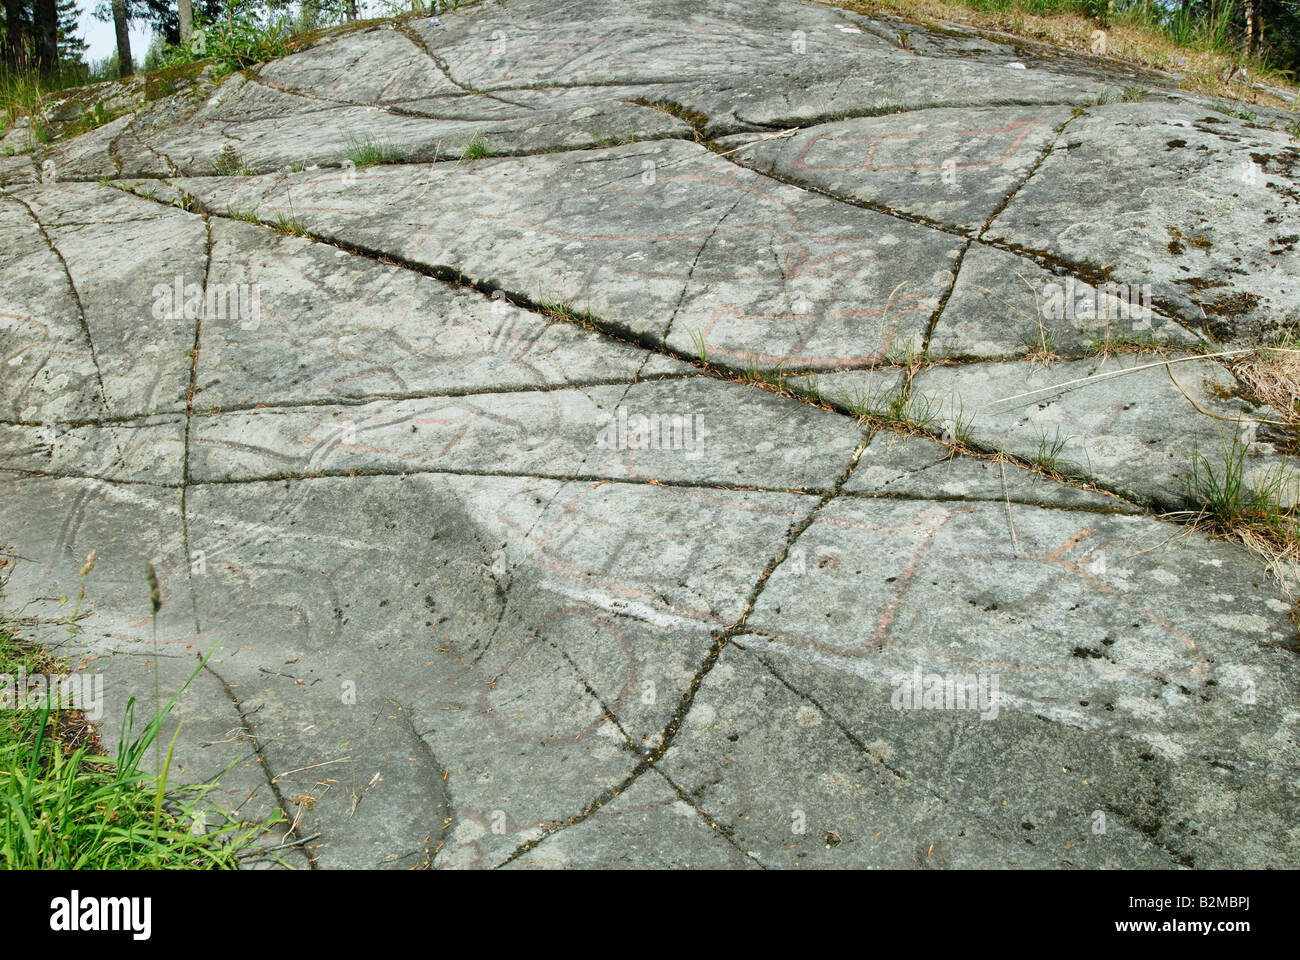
214, 145, 254, 177
1211, 101, 1257, 122
1031, 426, 1070, 473
685, 326, 708, 365
0, 560, 280, 868
272, 213, 309, 237
342, 134, 406, 168
1186, 432, 1297, 538
460, 133, 493, 162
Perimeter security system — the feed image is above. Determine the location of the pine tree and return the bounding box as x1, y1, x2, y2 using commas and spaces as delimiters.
56, 0, 86, 62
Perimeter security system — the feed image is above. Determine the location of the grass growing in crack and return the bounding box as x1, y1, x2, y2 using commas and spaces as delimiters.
272, 213, 309, 237
739, 359, 797, 396
1094, 86, 1149, 105
1022, 323, 1058, 363
226, 207, 262, 224
1182, 435, 1299, 582
790, 373, 829, 407
685, 326, 708, 365
841, 378, 906, 422
901, 391, 944, 432
536, 294, 576, 320
1211, 102, 1257, 122
850, 387, 982, 452
1186, 434, 1294, 528
584, 131, 637, 149
1087, 327, 1166, 358
740, 366, 855, 417
214, 145, 254, 177
28, 115, 52, 144
882, 340, 925, 371
63, 100, 118, 139
933, 396, 978, 447
0, 554, 280, 868
1031, 426, 1070, 473
460, 133, 493, 162
342, 134, 406, 168
531, 276, 602, 328
859, 388, 978, 448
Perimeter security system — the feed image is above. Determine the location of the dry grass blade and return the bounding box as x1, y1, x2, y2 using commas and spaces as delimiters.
990, 350, 1249, 405
1233, 348, 1300, 426
1165, 364, 1290, 426
711, 127, 800, 158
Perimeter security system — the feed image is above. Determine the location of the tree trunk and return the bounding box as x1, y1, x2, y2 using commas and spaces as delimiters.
3, 0, 27, 71
1249, 0, 1264, 57
33, 0, 58, 79
111, 0, 133, 77
345, 0, 357, 22
178, 0, 192, 43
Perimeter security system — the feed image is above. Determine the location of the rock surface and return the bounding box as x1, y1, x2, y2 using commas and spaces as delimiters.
2, 0, 1299, 869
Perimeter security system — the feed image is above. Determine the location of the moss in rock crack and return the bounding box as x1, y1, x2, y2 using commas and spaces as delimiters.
995, 241, 1117, 290
143, 60, 207, 104
631, 98, 710, 137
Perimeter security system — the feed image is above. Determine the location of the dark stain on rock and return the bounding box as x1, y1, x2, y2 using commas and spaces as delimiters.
1202, 290, 1259, 318
1166, 225, 1212, 254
